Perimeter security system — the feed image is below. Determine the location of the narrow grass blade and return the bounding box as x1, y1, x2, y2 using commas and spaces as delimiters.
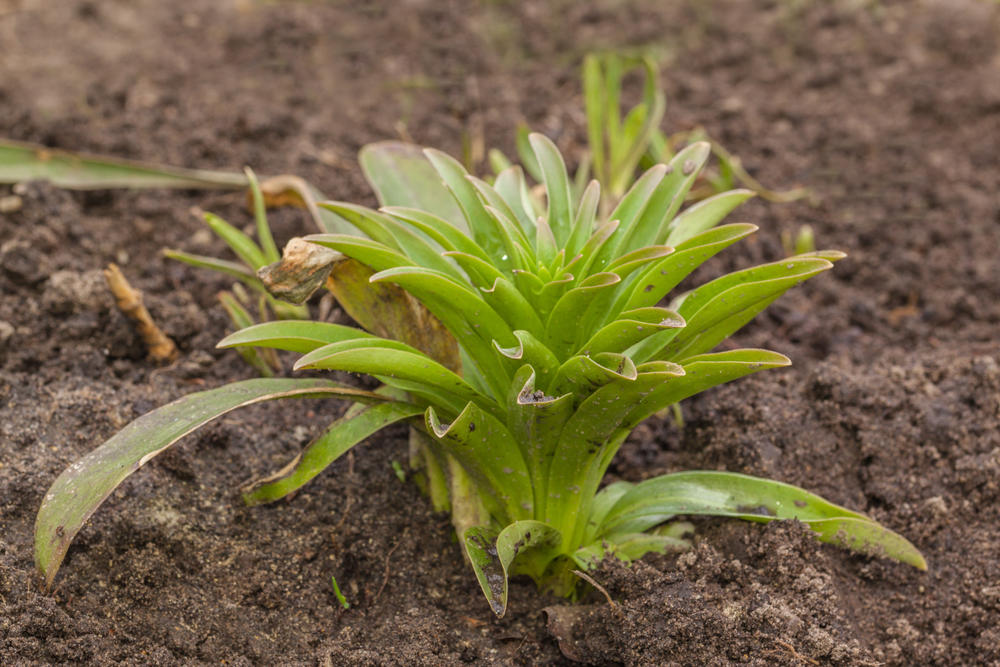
245, 167, 280, 263
203, 212, 268, 270
35, 378, 389, 589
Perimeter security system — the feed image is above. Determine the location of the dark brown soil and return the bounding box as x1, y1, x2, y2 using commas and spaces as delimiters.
2, 0, 998, 664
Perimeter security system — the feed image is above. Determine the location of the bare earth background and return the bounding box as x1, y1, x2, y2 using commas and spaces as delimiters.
1, 0, 999, 664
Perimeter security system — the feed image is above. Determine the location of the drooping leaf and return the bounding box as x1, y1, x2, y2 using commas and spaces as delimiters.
464, 520, 562, 617
242, 400, 423, 505
597, 470, 927, 570
0, 138, 247, 189
35, 378, 389, 589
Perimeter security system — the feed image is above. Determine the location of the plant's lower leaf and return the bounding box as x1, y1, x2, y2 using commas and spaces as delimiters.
218, 319, 374, 354
581, 480, 633, 544
464, 520, 562, 618
574, 531, 689, 569
359, 141, 466, 228
598, 470, 927, 570
0, 138, 247, 189
217, 291, 278, 376
242, 400, 423, 505
428, 403, 533, 524
35, 378, 389, 589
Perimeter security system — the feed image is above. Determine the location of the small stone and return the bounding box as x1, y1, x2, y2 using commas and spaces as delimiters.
0, 195, 23, 213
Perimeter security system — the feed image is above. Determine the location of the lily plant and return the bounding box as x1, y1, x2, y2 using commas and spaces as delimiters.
35, 134, 924, 617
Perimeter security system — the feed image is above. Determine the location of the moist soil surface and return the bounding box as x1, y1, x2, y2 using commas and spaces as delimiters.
2, 1, 999, 665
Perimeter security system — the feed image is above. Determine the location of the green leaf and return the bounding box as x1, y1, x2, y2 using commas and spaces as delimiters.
358, 141, 465, 227
428, 403, 533, 523
203, 212, 268, 270
295, 339, 486, 414
574, 532, 689, 569
0, 138, 247, 189
464, 520, 562, 617
528, 133, 573, 248
629, 257, 834, 363
424, 148, 515, 270
492, 166, 537, 234
622, 223, 758, 312
514, 125, 543, 183
218, 319, 375, 354
597, 470, 927, 570
624, 349, 791, 426
566, 179, 601, 259
545, 272, 621, 356
162, 249, 258, 283
598, 164, 668, 262
661, 257, 835, 361
35, 378, 389, 589
549, 353, 637, 401
242, 401, 423, 505
217, 291, 278, 377
664, 189, 755, 247
303, 233, 412, 273
383, 206, 493, 264
245, 167, 280, 263
493, 330, 562, 389
579, 307, 685, 356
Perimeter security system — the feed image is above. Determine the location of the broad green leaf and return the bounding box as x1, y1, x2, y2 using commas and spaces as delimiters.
0, 138, 247, 189
467, 176, 533, 254
624, 350, 790, 427
574, 532, 688, 569
428, 403, 532, 523
317, 202, 402, 250
549, 353, 637, 401
630, 257, 833, 363
358, 141, 465, 227
303, 233, 412, 273
493, 330, 561, 389
464, 520, 562, 617
243, 401, 423, 505
493, 166, 537, 234
664, 189, 755, 247
622, 223, 758, 312
545, 272, 621, 356
506, 367, 574, 519
295, 339, 486, 413
35, 378, 389, 589
218, 319, 374, 354
528, 133, 573, 247
597, 164, 667, 263
567, 219, 620, 284
582, 480, 633, 544
382, 206, 491, 263
597, 471, 927, 570
566, 179, 601, 259
424, 148, 514, 269
545, 363, 686, 548
579, 307, 685, 356
618, 142, 712, 254
480, 277, 547, 339
660, 257, 834, 361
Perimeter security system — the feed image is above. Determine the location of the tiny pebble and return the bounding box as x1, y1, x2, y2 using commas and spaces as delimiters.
0, 195, 23, 213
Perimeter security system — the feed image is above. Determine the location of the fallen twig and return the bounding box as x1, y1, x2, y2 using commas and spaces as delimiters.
103, 263, 178, 363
